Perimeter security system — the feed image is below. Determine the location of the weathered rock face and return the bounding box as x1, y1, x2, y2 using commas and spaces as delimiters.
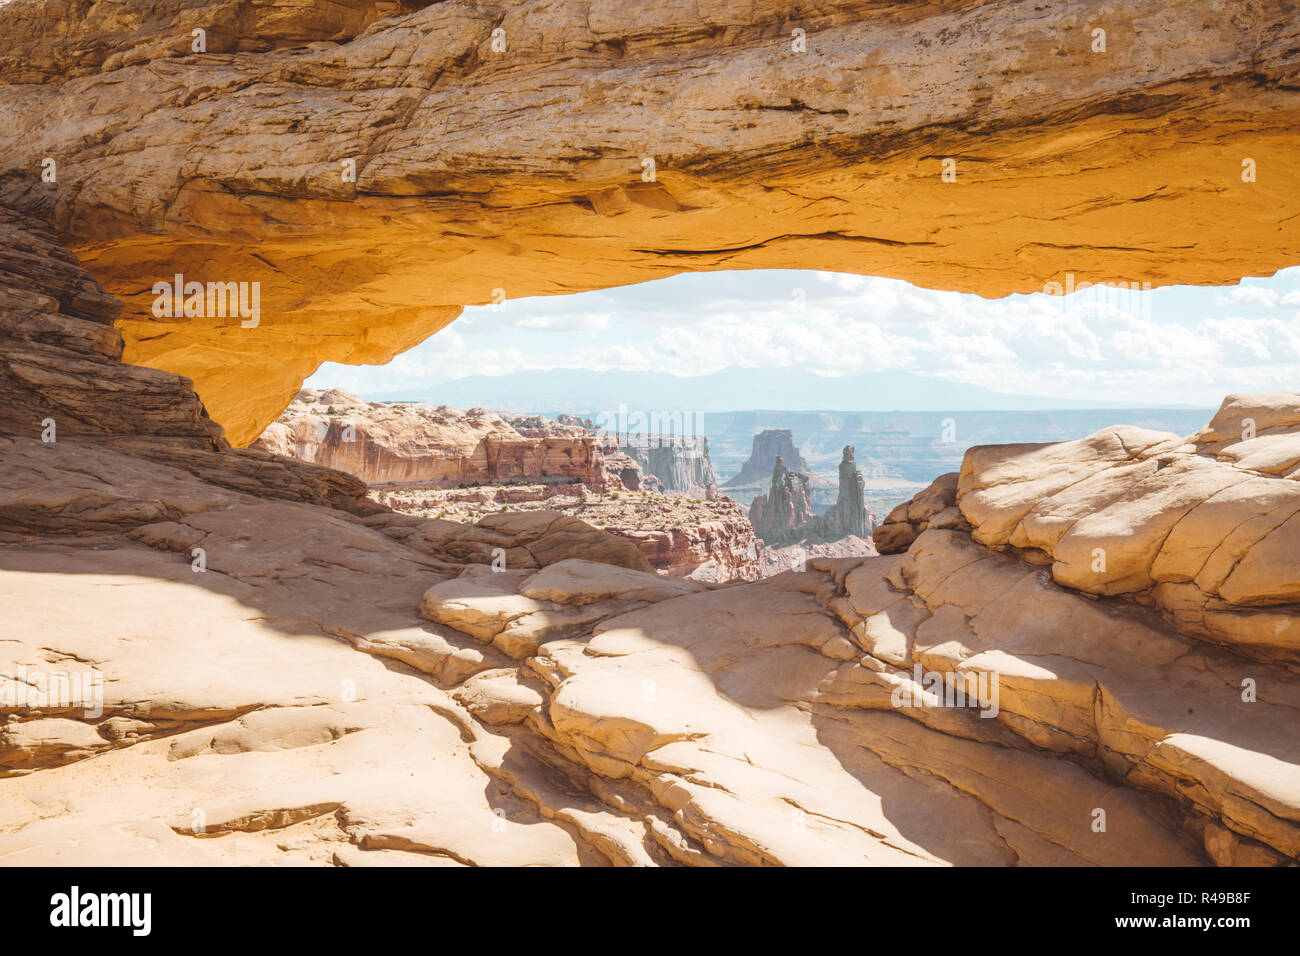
3, 0, 1298, 441
0, 210, 381, 518
601, 448, 648, 492
877, 397, 1300, 665
725, 429, 810, 489
368, 509, 655, 576
610, 518, 759, 584
378, 483, 761, 583
617, 436, 717, 498
874, 472, 972, 554
0, 206, 214, 445
254, 390, 613, 490
751, 446, 877, 546
749, 455, 817, 542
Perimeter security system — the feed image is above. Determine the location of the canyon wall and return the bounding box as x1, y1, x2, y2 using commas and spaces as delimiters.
377, 482, 761, 582
616, 436, 717, 498
253, 390, 612, 490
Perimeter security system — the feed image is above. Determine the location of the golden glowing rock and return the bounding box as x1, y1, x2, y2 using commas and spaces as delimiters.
2, 0, 1298, 444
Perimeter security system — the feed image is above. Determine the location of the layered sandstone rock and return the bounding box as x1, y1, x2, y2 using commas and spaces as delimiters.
3, 0, 1297, 441
877, 397, 1300, 665
610, 518, 759, 583
873, 472, 972, 554
378, 484, 761, 582
617, 436, 717, 498
254, 396, 757, 579
254, 390, 613, 490
0, 210, 380, 518
600, 447, 650, 492
368, 509, 655, 576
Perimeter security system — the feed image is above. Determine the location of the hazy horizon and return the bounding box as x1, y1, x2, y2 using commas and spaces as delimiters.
308, 366, 1218, 415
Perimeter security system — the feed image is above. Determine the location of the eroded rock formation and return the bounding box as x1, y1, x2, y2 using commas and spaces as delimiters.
616, 436, 717, 498
253, 389, 613, 490
725, 429, 810, 488
725, 428, 837, 510
750, 445, 877, 546
2, 0, 1298, 441
379, 484, 761, 582
878, 397, 1300, 666
0, 214, 1295, 862
822, 445, 874, 539
0, 210, 381, 521
749, 454, 816, 540
609, 515, 759, 583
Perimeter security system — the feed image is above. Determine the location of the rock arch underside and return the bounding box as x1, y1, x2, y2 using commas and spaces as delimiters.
1, 0, 1299, 866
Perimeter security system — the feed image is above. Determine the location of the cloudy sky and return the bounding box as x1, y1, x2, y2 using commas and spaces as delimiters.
308, 267, 1300, 407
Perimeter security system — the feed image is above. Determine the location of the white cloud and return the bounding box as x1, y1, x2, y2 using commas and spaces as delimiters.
308, 267, 1300, 406
515, 312, 611, 332
1217, 286, 1282, 308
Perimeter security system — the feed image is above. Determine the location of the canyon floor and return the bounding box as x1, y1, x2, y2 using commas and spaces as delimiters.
377, 484, 767, 583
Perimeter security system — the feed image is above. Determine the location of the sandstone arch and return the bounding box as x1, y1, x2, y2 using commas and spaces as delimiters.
3, 0, 1299, 444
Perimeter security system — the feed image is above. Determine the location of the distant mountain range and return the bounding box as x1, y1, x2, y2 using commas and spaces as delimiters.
369, 366, 1201, 414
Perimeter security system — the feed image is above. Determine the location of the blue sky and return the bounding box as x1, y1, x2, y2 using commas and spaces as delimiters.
308, 267, 1300, 407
